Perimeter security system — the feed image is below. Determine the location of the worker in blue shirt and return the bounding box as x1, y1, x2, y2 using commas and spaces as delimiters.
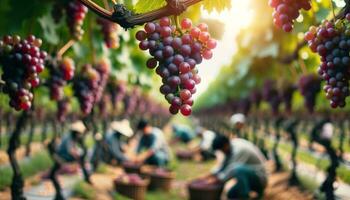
134, 119, 170, 167
90, 120, 133, 169
171, 124, 195, 144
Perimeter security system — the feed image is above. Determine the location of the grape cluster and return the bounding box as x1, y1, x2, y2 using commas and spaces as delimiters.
73, 64, 100, 115
47, 57, 75, 100
136, 17, 216, 116
280, 84, 296, 113
107, 77, 126, 109
262, 80, 281, 114
57, 98, 71, 122
94, 58, 111, 103
305, 19, 350, 108
0, 35, 47, 110
249, 90, 262, 108
269, 0, 311, 32
66, 0, 88, 40
123, 88, 140, 116
97, 18, 119, 49
298, 74, 321, 113
115, 173, 144, 185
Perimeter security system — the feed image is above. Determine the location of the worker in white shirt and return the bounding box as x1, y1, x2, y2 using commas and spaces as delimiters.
201, 134, 267, 199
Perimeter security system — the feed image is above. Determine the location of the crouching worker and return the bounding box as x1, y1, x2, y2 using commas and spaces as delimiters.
192, 127, 216, 161
134, 119, 170, 167
171, 124, 195, 144
50, 121, 89, 200
90, 120, 133, 170
203, 134, 267, 200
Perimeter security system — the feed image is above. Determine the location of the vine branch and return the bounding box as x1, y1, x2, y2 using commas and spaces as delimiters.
57, 39, 75, 59
79, 0, 202, 29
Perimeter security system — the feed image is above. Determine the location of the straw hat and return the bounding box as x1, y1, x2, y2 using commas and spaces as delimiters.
230, 113, 246, 125
70, 121, 86, 133
110, 119, 134, 137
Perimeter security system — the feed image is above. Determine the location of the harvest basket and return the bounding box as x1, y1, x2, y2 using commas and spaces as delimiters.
141, 166, 175, 191
114, 177, 149, 200
187, 180, 223, 200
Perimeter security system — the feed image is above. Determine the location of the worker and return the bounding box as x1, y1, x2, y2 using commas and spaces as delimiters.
134, 119, 170, 166
201, 134, 267, 199
90, 119, 133, 169
171, 124, 195, 144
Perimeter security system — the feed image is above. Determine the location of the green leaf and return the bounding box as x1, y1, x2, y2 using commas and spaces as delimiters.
202, 0, 231, 13
38, 15, 60, 45
315, 7, 330, 22
134, 0, 166, 13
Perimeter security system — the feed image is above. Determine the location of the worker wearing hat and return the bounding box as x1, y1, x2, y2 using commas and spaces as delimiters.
190, 126, 216, 161
56, 121, 86, 162
134, 119, 170, 166
51, 121, 89, 200
230, 113, 246, 138
90, 120, 133, 169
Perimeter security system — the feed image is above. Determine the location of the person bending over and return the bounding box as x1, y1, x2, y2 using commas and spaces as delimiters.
171, 124, 195, 144
202, 134, 267, 199
134, 119, 170, 167
90, 120, 133, 169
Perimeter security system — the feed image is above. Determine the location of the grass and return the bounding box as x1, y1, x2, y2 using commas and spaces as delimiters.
272, 140, 350, 184
72, 181, 96, 200
0, 151, 53, 190
0, 131, 53, 150
95, 163, 108, 174
175, 160, 214, 181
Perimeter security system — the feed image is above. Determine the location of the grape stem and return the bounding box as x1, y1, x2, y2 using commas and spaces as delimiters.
78, 0, 202, 29
57, 40, 75, 59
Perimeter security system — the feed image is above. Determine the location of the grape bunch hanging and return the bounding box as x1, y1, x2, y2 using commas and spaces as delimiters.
298, 74, 321, 113
262, 80, 281, 115
0, 35, 47, 111
269, 0, 311, 32
52, 0, 88, 40
107, 77, 126, 109
73, 64, 100, 115
305, 18, 350, 108
97, 18, 120, 49
94, 58, 111, 103
47, 57, 75, 100
136, 17, 217, 116
280, 84, 296, 113
57, 98, 71, 122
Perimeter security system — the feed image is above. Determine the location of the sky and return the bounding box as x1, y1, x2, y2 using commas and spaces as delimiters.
193, 0, 253, 99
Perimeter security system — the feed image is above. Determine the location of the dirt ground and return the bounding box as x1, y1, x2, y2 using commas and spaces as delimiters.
0, 142, 43, 165
71, 163, 313, 200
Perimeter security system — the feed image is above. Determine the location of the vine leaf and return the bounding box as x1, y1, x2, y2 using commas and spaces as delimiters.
134, 0, 167, 13
133, 0, 231, 14
38, 15, 59, 45
202, 0, 231, 13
